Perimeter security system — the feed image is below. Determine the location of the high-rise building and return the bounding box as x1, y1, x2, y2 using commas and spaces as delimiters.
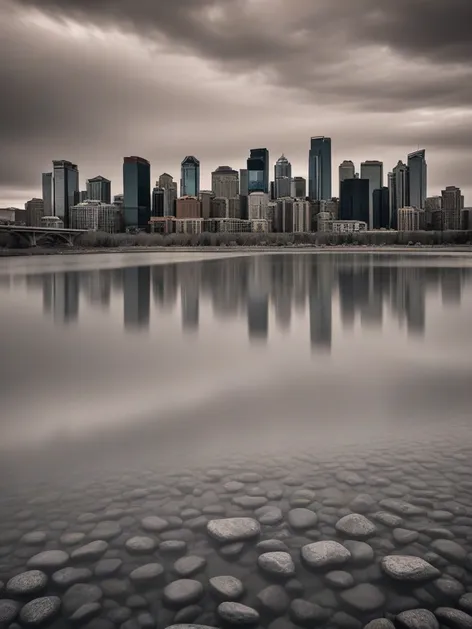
180, 156, 200, 197
239, 169, 249, 196
176, 196, 201, 219
248, 192, 269, 220
398, 207, 421, 231
69, 200, 121, 233
293, 200, 311, 232
373, 187, 390, 229
42, 173, 53, 216
86, 176, 111, 203
158, 173, 177, 216
211, 166, 239, 199
441, 186, 463, 230
159, 173, 173, 188
339, 161, 356, 192
228, 197, 241, 219
389, 161, 409, 229
25, 198, 44, 227
408, 149, 427, 209
291, 177, 306, 199
273, 198, 294, 233
274, 155, 292, 199
308, 136, 331, 201
339, 178, 369, 224
199, 190, 214, 220
79, 191, 88, 202
210, 197, 229, 219
152, 186, 165, 217
113, 194, 124, 208
247, 148, 269, 194
123, 156, 151, 230
53, 160, 79, 227
360, 160, 383, 228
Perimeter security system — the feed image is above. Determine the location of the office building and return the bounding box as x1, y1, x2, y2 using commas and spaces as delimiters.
247, 148, 269, 193
79, 191, 88, 202
175, 219, 203, 235
180, 156, 200, 197
86, 176, 111, 203
53, 160, 79, 227
210, 197, 229, 219
408, 149, 427, 209
339, 161, 356, 191
176, 196, 201, 219
152, 186, 165, 217
389, 161, 409, 229
339, 178, 369, 224
273, 198, 294, 233
42, 173, 53, 215
211, 166, 239, 199
274, 154, 292, 199
123, 156, 151, 230
69, 200, 121, 233
248, 192, 269, 221
25, 198, 45, 227
441, 186, 463, 230
41, 216, 64, 228
293, 200, 311, 232
360, 160, 383, 228
228, 197, 241, 219
203, 218, 252, 233
291, 177, 306, 199
113, 194, 124, 208
373, 187, 390, 229
308, 136, 331, 201
398, 207, 421, 231
461, 208, 472, 230
199, 190, 214, 220
320, 198, 339, 219
239, 168, 249, 219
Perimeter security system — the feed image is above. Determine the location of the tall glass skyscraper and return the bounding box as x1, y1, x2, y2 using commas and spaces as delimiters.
408, 149, 427, 209
42, 172, 53, 216
123, 156, 151, 230
360, 160, 383, 228
274, 154, 292, 198
247, 148, 269, 194
52, 160, 79, 227
339, 178, 370, 224
309, 137, 332, 201
180, 156, 200, 197
86, 176, 111, 203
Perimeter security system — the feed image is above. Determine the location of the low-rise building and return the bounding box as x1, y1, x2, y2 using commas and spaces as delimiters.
175, 218, 203, 234
176, 196, 201, 219
249, 219, 269, 233
25, 198, 45, 227
41, 216, 64, 228
316, 211, 332, 232
69, 200, 121, 233
331, 220, 368, 233
397, 206, 422, 231
149, 217, 175, 234
203, 218, 252, 233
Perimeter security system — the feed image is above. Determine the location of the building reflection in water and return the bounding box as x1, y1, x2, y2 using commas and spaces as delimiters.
25, 254, 472, 347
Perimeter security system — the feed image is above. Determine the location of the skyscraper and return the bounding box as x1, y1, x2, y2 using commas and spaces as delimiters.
42, 173, 53, 216
408, 149, 427, 209
180, 156, 200, 197
152, 186, 165, 217
360, 160, 383, 228
123, 156, 151, 230
86, 176, 111, 203
339, 161, 356, 191
339, 178, 369, 224
25, 198, 44, 227
373, 187, 390, 229
247, 148, 269, 194
158, 173, 177, 216
274, 154, 292, 199
53, 160, 79, 227
291, 177, 306, 199
389, 161, 409, 229
308, 136, 332, 201
441, 186, 463, 230
211, 166, 239, 198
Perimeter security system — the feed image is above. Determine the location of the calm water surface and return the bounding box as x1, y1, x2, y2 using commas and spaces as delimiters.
1, 251, 472, 628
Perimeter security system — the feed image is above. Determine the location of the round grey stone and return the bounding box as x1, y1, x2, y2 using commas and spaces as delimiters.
174, 556, 206, 577
257, 540, 289, 553
288, 508, 318, 530
349, 494, 376, 513
435, 607, 472, 628
141, 516, 168, 532
164, 580, 204, 607
224, 481, 245, 493
371, 512, 403, 528
52, 567, 92, 589
60, 532, 86, 546
431, 540, 467, 563
364, 620, 395, 629
6, 571, 47, 596
209, 576, 244, 601
379, 499, 425, 517
69, 602, 102, 624
301, 541, 351, 569
20, 532, 47, 546
396, 609, 439, 629
207, 518, 260, 543
63, 583, 103, 616
125, 536, 156, 553
71, 540, 108, 561
393, 529, 420, 545
381, 556, 440, 582
19, 596, 61, 626
0, 599, 20, 625
257, 585, 290, 615
129, 563, 164, 584
340, 584, 385, 612
232, 496, 268, 509
89, 521, 122, 540
289, 599, 330, 625
27, 550, 69, 571
173, 606, 203, 624
160, 540, 187, 554
325, 570, 354, 589
217, 602, 259, 625
459, 594, 472, 614
257, 552, 295, 577
433, 576, 465, 600
255, 507, 283, 525
335, 514, 377, 539
94, 558, 123, 577
343, 540, 374, 565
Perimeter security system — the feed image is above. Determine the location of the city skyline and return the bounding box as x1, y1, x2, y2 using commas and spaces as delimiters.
1, 1, 471, 208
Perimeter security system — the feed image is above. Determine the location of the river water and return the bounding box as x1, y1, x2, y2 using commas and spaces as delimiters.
1, 251, 472, 629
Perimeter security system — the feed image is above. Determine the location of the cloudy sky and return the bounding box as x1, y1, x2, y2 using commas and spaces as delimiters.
2, 0, 471, 207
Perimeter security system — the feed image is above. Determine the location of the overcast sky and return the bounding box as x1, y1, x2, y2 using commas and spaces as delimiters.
2, 0, 471, 207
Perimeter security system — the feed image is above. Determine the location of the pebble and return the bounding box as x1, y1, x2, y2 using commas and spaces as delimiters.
431, 539, 467, 563
217, 602, 260, 625
257, 540, 289, 553
51, 567, 92, 589
343, 540, 374, 565
364, 621, 395, 629
89, 521, 122, 540
69, 602, 102, 624
335, 514, 377, 539
19, 596, 61, 626
160, 540, 187, 554
255, 506, 283, 525
325, 570, 355, 589
340, 584, 385, 612
27, 549, 69, 570
287, 508, 318, 529
379, 499, 425, 517
174, 556, 207, 577
207, 518, 260, 543
289, 599, 330, 625
209, 576, 244, 600
94, 558, 123, 577
435, 607, 472, 628
257, 585, 290, 615
6, 571, 47, 596
62, 583, 103, 615
130, 563, 164, 584
232, 496, 268, 509
141, 516, 168, 532
371, 512, 403, 528
460, 594, 472, 614
301, 540, 351, 569
71, 540, 108, 561
0, 599, 20, 625
395, 609, 439, 629
393, 529, 419, 545
258, 552, 295, 577
60, 532, 86, 546
224, 481, 245, 493
20, 532, 47, 546
164, 580, 204, 607
125, 536, 157, 553
381, 555, 441, 581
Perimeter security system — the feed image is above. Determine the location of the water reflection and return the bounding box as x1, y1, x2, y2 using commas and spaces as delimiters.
18, 254, 470, 348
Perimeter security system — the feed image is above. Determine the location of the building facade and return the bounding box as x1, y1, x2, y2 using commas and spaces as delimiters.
86, 176, 111, 203
176, 196, 201, 219
41, 216, 64, 228
339, 160, 356, 192
408, 149, 427, 209
53, 160, 79, 227
389, 161, 409, 229
293, 200, 311, 232
175, 218, 203, 235
339, 178, 369, 224
397, 206, 421, 231
309, 136, 332, 201
274, 154, 292, 199
203, 218, 252, 233
273, 198, 294, 233
441, 186, 463, 230
247, 148, 269, 194
69, 201, 121, 233
25, 198, 45, 227
373, 187, 390, 229
42, 173, 53, 216
211, 166, 239, 199
123, 156, 151, 230
199, 190, 214, 220
180, 156, 200, 197
248, 192, 269, 221
152, 186, 165, 217
210, 197, 229, 219
360, 160, 383, 228
291, 177, 306, 199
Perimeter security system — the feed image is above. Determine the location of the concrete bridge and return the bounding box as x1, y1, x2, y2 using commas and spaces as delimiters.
0, 225, 87, 247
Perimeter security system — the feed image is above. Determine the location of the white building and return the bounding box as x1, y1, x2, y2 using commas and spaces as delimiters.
331, 220, 368, 233
248, 192, 269, 221
250, 219, 269, 233
203, 218, 252, 233
41, 216, 64, 228
397, 206, 421, 231
293, 200, 311, 232
174, 218, 203, 234
69, 200, 121, 233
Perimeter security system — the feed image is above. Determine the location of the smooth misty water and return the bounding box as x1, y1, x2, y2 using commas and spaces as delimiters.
1, 251, 472, 629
